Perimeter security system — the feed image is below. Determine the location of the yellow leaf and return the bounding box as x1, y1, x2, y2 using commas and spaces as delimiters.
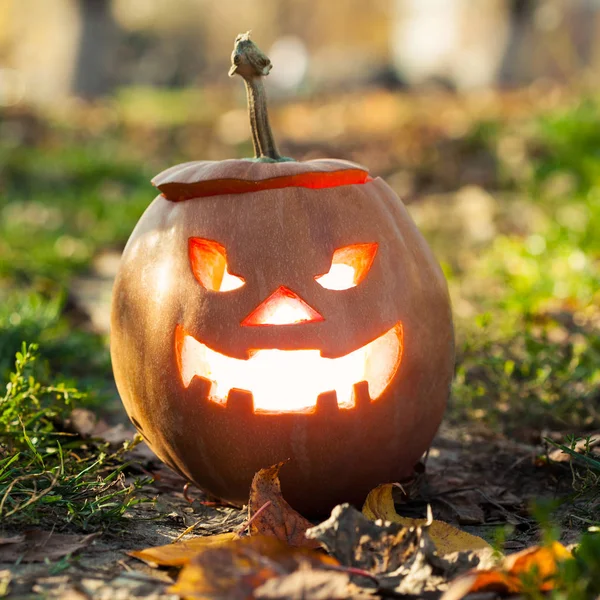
362, 482, 403, 521
128, 532, 238, 567
417, 520, 492, 555
362, 483, 491, 555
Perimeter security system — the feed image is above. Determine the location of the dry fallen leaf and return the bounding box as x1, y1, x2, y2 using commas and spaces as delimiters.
169, 534, 340, 599
128, 532, 239, 567
254, 567, 362, 600
442, 541, 572, 599
130, 460, 318, 571
307, 503, 420, 575
548, 433, 600, 463
248, 461, 320, 549
0, 530, 100, 563
306, 503, 478, 595
363, 483, 491, 555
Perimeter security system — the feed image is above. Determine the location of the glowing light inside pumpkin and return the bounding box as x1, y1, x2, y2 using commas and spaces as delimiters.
315, 243, 378, 290
176, 323, 402, 412
179, 239, 399, 412
189, 237, 245, 292
242, 286, 323, 326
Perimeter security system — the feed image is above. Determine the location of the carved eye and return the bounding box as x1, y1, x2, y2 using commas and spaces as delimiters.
189, 238, 245, 292
315, 243, 378, 290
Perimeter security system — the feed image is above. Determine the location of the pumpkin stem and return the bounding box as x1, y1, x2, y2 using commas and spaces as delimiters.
229, 32, 292, 162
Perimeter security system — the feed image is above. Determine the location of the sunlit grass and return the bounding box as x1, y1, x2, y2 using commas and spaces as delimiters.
0, 343, 150, 529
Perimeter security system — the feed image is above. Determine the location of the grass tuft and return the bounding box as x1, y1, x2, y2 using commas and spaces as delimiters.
0, 343, 150, 531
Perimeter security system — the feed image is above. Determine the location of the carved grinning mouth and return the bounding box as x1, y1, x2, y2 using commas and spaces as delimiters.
175, 324, 403, 413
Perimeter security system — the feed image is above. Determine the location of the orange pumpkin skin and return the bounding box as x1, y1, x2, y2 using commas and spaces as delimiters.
110, 159, 454, 516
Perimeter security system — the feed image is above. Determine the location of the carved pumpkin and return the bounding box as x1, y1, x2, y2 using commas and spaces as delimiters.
110, 33, 454, 515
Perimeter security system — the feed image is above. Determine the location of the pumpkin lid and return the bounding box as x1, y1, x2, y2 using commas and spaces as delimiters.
153, 32, 370, 202
152, 158, 370, 202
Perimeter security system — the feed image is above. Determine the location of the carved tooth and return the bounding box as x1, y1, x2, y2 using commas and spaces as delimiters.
188, 375, 213, 399
179, 329, 206, 388
226, 388, 255, 414
353, 381, 371, 409
316, 390, 339, 415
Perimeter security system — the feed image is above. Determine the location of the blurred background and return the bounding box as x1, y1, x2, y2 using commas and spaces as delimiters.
5, 0, 600, 103
0, 0, 599, 440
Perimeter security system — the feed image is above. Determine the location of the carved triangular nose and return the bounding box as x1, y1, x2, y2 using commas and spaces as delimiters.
241, 286, 324, 326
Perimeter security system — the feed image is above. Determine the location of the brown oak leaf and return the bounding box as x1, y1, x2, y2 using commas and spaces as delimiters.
248, 461, 320, 549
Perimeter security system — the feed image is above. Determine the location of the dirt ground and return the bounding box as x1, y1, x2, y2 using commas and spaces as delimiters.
0, 419, 580, 599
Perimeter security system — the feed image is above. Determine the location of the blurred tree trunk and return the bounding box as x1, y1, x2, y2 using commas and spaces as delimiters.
497, 0, 536, 84
72, 0, 120, 98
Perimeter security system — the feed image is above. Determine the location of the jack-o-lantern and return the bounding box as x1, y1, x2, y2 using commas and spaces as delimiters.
111, 33, 454, 515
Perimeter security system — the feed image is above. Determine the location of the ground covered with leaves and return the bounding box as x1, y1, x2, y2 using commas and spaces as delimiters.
0, 84, 599, 598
